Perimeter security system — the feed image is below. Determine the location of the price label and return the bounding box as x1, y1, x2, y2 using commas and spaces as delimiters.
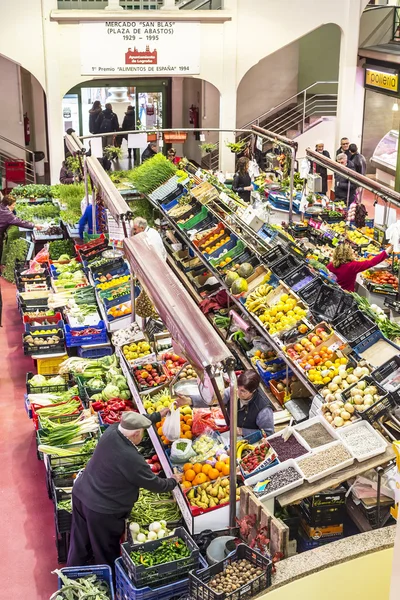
199, 133, 206, 142
220, 192, 230, 204
158, 139, 164, 148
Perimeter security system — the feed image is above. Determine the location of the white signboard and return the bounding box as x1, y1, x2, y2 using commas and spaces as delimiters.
80, 21, 201, 76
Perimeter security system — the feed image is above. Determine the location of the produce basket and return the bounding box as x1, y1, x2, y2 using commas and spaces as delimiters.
203, 234, 239, 260
195, 223, 226, 249
121, 527, 200, 587
31, 396, 84, 431
26, 372, 69, 394
16, 272, 51, 292
65, 322, 108, 347
77, 343, 113, 359
76, 374, 105, 401
371, 355, 400, 402
210, 241, 245, 269
357, 393, 396, 425
93, 264, 130, 286
36, 354, 68, 376
55, 496, 72, 534
56, 565, 114, 600
89, 256, 125, 278
115, 554, 207, 600
353, 331, 400, 370
297, 277, 323, 306
311, 284, 347, 321
340, 375, 387, 417
24, 320, 64, 335
268, 379, 286, 405
282, 265, 315, 293
269, 254, 300, 279
178, 206, 208, 230
256, 358, 288, 385
250, 459, 305, 502
23, 311, 63, 326
333, 310, 378, 347
296, 440, 354, 484
261, 245, 286, 266
23, 329, 65, 356
239, 439, 279, 481
189, 544, 272, 600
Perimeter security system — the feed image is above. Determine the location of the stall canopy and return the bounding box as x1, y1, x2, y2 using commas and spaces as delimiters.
85, 155, 131, 222
123, 234, 232, 372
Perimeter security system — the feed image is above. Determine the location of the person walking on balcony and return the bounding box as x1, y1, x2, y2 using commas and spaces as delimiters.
88, 101, 102, 135
96, 103, 119, 148
349, 144, 366, 176
232, 157, 253, 203
336, 137, 351, 161
120, 105, 136, 159
314, 141, 330, 195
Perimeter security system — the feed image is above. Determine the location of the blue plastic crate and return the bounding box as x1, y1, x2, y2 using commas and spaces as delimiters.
77, 343, 113, 359
115, 554, 206, 600
94, 265, 130, 286
58, 565, 114, 599
203, 234, 239, 260
102, 292, 132, 311
65, 321, 108, 347
25, 395, 32, 419
256, 358, 289, 385
353, 330, 400, 362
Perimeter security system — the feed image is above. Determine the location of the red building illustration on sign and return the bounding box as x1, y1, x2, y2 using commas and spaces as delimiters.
125, 46, 158, 65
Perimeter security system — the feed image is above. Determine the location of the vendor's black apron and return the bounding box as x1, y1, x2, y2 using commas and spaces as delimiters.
227, 389, 270, 430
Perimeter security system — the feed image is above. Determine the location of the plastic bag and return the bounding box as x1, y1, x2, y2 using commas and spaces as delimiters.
170, 438, 196, 463
162, 402, 181, 441
33, 244, 49, 264
192, 408, 228, 437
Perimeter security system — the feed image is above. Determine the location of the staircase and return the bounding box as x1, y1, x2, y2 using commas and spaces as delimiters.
0, 135, 36, 188
203, 81, 338, 170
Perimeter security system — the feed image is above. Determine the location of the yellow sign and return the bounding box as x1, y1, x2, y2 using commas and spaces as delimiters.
366, 68, 398, 92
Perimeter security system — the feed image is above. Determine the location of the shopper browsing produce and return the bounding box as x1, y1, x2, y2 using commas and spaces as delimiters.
232, 157, 253, 203
178, 370, 274, 437
167, 148, 181, 165
67, 411, 180, 570
132, 216, 166, 261
141, 142, 157, 163
0, 196, 42, 255
88, 100, 102, 135
327, 242, 392, 292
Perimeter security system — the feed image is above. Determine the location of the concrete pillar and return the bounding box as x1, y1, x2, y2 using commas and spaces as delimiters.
171, 77, 185, 155
163, 0, 178, 9
105, 0, 124, 11
218, 0, 238, 174
336, 0, 364, 150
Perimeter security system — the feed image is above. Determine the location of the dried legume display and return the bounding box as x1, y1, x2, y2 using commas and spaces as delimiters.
253, 466, 301, 497
297, 443, 352, 478
338, 423, 386, 460
297, 422, 334, 449
269, 433, 308, 461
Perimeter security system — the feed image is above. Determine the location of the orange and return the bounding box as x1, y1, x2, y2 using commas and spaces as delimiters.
182, 480, 192, 489
208, 468, 219, 480
221, 464, 230, 476
224, 457, 230, 464
186, 419, 193, 427
183, 463, 192, 472
193, 473, 208, 486
156, 421, 161, 428
182, 424, 191, 432
184, 431, 193, 439
202, 464, 212, 475
185, 469, 196, 482
180, 415, 185, 421
215, 461, 224, 472
157, 427, 163, 436
193, 463, 202, 474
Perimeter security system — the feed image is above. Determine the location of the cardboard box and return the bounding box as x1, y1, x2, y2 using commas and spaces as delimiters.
245, 265, 269, 294
300, 520, 343, 540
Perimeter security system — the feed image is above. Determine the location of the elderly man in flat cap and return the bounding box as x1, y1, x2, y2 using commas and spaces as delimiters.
67, 409, 180, 570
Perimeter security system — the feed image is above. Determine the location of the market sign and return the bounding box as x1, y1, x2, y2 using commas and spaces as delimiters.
80, 21, 201, 76
365, 67, 399, 93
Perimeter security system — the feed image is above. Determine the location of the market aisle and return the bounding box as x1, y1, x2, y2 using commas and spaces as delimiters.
0, 279, 56, 599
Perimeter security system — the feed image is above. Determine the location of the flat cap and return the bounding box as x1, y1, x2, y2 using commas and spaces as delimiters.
120, 412, 152, 430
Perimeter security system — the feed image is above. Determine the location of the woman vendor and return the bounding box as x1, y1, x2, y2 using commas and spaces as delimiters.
327, 243, 392, 293
177, 370, 274, 437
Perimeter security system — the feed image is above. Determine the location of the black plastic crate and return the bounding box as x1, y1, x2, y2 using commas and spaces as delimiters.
26, 372, 69, 395
56, 498, 73, 534
298, 277, 323, 307
334, 310, 378, 347
121, 527, 200, 587
311, 284, 346, 321
298, 503, 345, 527
16, 272, 51, 292
270, 254, 300, 279
283, 265, 315, 293
189, 544, 272, 600
56, 528, 70, 564
358, 394, 396, 424
23, 329, 65, 356
372, 356, 400, 402
46, 453, 92, 480
89, 256, 125, 279
261, 245, 286, 265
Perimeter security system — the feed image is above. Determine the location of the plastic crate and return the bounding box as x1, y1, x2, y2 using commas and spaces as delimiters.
261, 245, 286, 265
94, 265, 130, 286
178, 206, 208, 230
203, 234, 239, 260
270, 254, 300, 279
56, 499, 72, 534
76, 374, 105, 401
334, 310, 378, 347
65, 321, 108, 347
57, 565, 114, 600
209, 241, 245, 269
256, 358, 288, 385
26, 372, 69, 394
56, 529, 70, 564
353, 331, 400, 370
37, 354, 68, 375
77, 343, 113, 359
115, 555, 207, 600
297, 277, 323, 307
23, 311, 63, 326
357, 394, 396, 425
23, 329, 66, 356
283, 265, 315, 293
31, 396, 84, 431
311, 284, 346, 321
371, 355, 400, 397
121, 527, 200, 587
189, 544, 272, 600
340, 375, 386, 416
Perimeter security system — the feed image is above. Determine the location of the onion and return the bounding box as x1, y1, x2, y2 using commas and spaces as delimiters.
334, 416, 344, 427
363, 394, 374, 405
364, 387, 375, 396
332, 376, 342, 386
347, 375, 358, 384
361, 367, 370, 376
147, 531, 158, 541
321, 388, 330, 398
325, 414, 334, 423
137, 533, 147, 543
329, 402, 339, 412
158, 529, 166, 539
160, 520, 167, 529
344, 403, 355, 414
342, 420, 352, 427
341, 410, 351, 421
334, 392, 343, 402
357, 381, 367, 391
353, 367, 364, 378
325, 394, 336, 403
129, 522, 140, 534
149, 522, 162, 533
350, 388, 359, 397
353, 395, 364, 405
328, 383, 339, 392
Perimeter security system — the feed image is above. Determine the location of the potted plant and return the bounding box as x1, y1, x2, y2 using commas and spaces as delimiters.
199, 142, 217, 153
225, 140, 247, 154
103, 146, 123, 161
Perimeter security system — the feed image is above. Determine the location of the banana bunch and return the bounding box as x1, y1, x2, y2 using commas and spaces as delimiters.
245, 284, 273, 314
236, 440, 254, 460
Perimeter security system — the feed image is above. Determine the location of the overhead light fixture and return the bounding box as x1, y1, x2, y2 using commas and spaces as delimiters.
393, 101, 399, 112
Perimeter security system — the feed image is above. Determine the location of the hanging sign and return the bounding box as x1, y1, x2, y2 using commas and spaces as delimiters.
80, 21, 201, 76
365, 66, 399, 93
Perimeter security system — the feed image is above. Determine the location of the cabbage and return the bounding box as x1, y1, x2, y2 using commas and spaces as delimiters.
119, 389, 131, 400
114, 376, 129, 390
48, 376, 66, 386
101, 384, 120, 400
90, 393, 103, 401
88, 378, 104, 389
30, 374, 48, 386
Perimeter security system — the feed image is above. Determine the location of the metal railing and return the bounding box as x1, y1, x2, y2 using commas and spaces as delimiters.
0, 135, 36, 185
57, 0, 221, 8
203, 81, 338, 171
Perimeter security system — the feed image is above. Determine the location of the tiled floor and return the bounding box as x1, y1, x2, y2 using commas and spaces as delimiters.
0, 279, 56, 599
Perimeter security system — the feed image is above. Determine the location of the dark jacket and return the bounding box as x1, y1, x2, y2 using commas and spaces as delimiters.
121, 109, 136, 132
232, 171, 252, 203
336, 147, 352, 161
72, 418, 177, 514
224, 387, 274, 437
0, 205, 34, 237
96, 108, 119, 134
141, 144, 157, 162
334, 159, 357, 202
314, 149, 330, 194
59, 162, 75, 185
350, 152, 366, 176
89, 107, 102, 135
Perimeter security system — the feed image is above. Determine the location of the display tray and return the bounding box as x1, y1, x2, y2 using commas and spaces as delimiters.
250, 459, 305, 502
296, 440, 354, 483
336, 421, 388, 462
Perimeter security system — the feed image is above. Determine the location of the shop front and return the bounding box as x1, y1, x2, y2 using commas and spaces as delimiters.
361, 62, 400, 188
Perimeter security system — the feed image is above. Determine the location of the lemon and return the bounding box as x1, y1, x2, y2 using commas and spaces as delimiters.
340, 357, 347, 365
270, 307, 278, 317
323, 376, 331, 384
281, 294, 289, 302
276, 302, 285, 312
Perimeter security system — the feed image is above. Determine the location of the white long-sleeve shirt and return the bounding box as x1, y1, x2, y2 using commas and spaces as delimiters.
144, 226, 166, 261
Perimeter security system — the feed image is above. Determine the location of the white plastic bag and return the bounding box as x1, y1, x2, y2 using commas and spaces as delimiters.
162, 403, 181, 441
170, 438, 196, 463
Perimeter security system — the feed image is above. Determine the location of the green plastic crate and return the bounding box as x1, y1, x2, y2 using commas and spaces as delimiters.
178, 206, 208, 230
209, 240, 245, 268
83, 233, 110, 242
